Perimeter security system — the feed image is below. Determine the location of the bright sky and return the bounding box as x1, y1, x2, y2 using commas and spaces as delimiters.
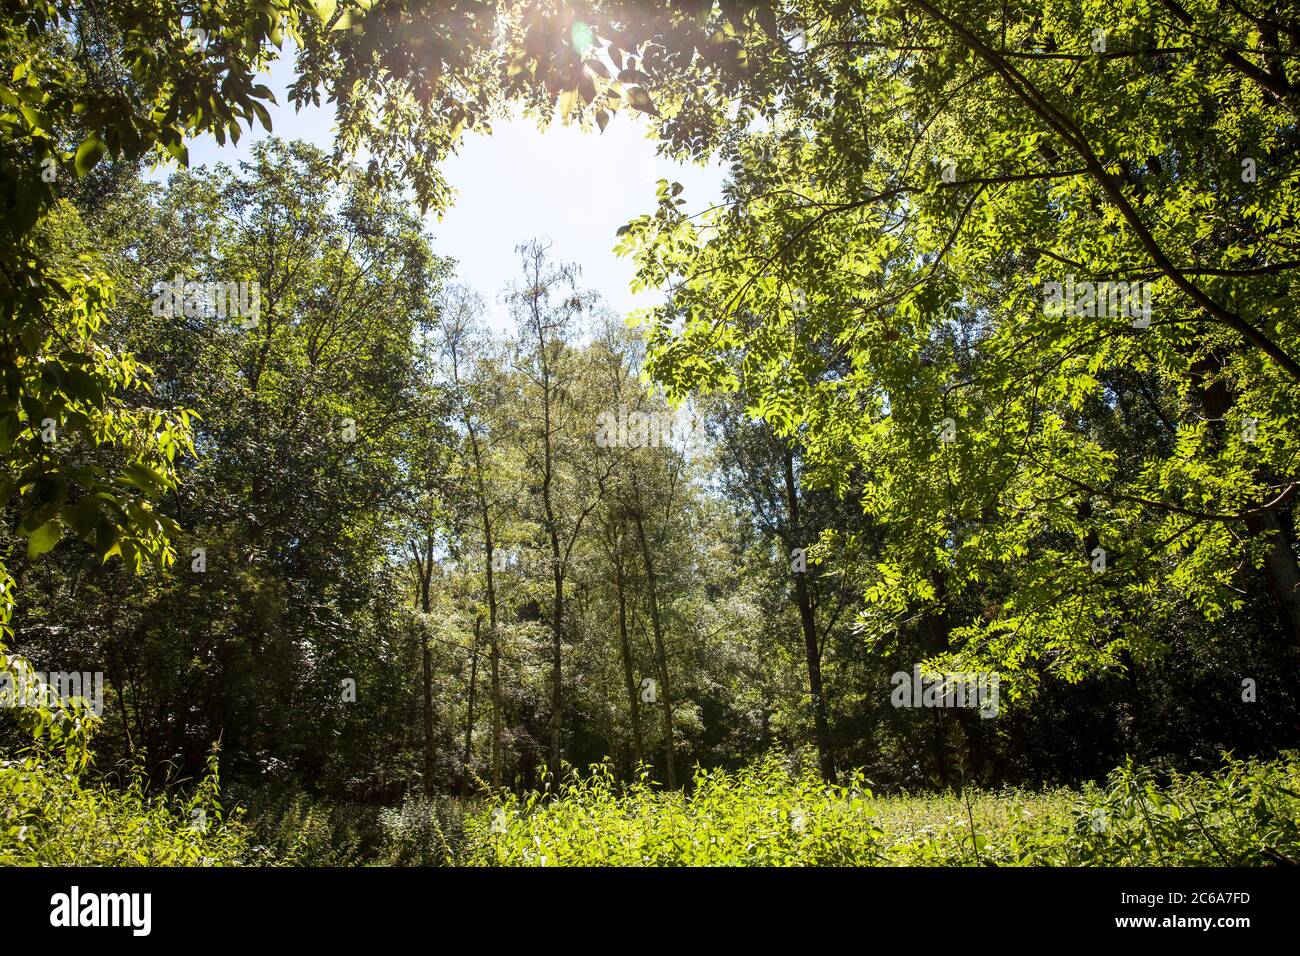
168, 52, 727, 333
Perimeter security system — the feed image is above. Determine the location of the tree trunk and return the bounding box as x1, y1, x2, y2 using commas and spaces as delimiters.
481, 503, 503, 791
490, 630, 502, 789
421, 639, 435, 795
532, 272, 566, 789
614, 557, 646, 767
783, 449, 837, 783
1246, 506, 1300, 642
413, 538, 436, 797
547, 534, 564, 786
462, 615, 481, 798
451, 300, 503, 790
632, 510, 676, 788
1194, 355, 1300, 646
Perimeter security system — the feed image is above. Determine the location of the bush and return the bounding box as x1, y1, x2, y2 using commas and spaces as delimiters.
1, 650, 249, 866
377, 793, 474, 866
240, 789, 473, 866
237, 790, 378, 867
457, 750, 1300, 867
0, 749, 251, 866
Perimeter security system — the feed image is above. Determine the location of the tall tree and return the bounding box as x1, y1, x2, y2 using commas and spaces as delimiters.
508, 240, 611, 783
434, 284, 518, 790
624, 0, 1300, 696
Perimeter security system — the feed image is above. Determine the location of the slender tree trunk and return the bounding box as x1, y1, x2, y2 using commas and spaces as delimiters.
490, 630, 502, 789
537, 367, 565, 786
928, 570, 959, 788
614, 557, 645, 766
414, 538, 436, 797
783, 449, 837, 783
420, 640, 435, 795
480, 502, 503, 791
462, 615, 481, 798
1246, 506, 1300, 641
525, 269, 567, 788
105, 649, 136, 758
547, 525, 564, 786
632, 510, 676, 788
449, 296, 503, 790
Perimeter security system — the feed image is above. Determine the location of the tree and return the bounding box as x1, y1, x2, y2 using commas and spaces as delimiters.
433, 283, 520, 791
701, 391, 846, 781
507, 239, 613, 783
590, 315, 692, 785
0, 0, 707, 678
9, 140, 452, 786
621, 0, 1300, 696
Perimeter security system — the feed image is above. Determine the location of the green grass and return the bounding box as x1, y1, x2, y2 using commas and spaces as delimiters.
0, 750, 250, 866
452, 751, 1300, 867
6, 745, 1299, 866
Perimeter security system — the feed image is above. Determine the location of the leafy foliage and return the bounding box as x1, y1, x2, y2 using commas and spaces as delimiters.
0, 748, 249, 865
620, 0, 1300, 692
460, 750, 1300, 866
4, 1, 1300, 869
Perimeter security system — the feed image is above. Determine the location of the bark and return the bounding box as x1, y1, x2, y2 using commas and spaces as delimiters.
614, 555, 646, 766
783, 449, 837, 783
1245, 500, 1300, 642
446, 292, 504, 790
462, 615, 481, 798
105, 648, 136, 759
632, 509, 676, 788
412, 538, 436, 796
475, 473, 502, 790
486, 530, 502, 791
547, 523, 565, 786
532, 283, 566, 787
421, 641, 435, 795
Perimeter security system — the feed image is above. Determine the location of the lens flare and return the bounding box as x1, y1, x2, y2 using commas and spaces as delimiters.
571, 21, 595, 56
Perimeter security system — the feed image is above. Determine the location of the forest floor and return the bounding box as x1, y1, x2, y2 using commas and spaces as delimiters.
261, 751, 1300, 867
6, 750, 1298, 866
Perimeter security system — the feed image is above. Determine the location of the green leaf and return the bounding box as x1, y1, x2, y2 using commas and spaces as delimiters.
26, 519, 61, 559
250, 100, 273, 132
164, 139, 190, 166
121, 462, 169, 496
74, 136, 106, 177
558, 87, 579, 118
626, 87, 659, 117
65, 496, 100, 538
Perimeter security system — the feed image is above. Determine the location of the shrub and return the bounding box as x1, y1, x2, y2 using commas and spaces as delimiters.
0, 650, 249, 865
458, 750, 1300, 867
377, 793, 473, 866
0, 749, 250, 866
238, 790, 378, 867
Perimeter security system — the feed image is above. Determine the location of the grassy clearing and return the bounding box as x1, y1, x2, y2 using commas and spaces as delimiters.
6, 749, 1299, 866
0, 751, 247, 866
448, 751, 1300, 867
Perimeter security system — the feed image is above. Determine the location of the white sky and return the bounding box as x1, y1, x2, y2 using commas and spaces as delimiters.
165, 52, 727, 333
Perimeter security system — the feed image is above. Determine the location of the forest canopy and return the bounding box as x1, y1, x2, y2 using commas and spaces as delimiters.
1, 0, 1298, 869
